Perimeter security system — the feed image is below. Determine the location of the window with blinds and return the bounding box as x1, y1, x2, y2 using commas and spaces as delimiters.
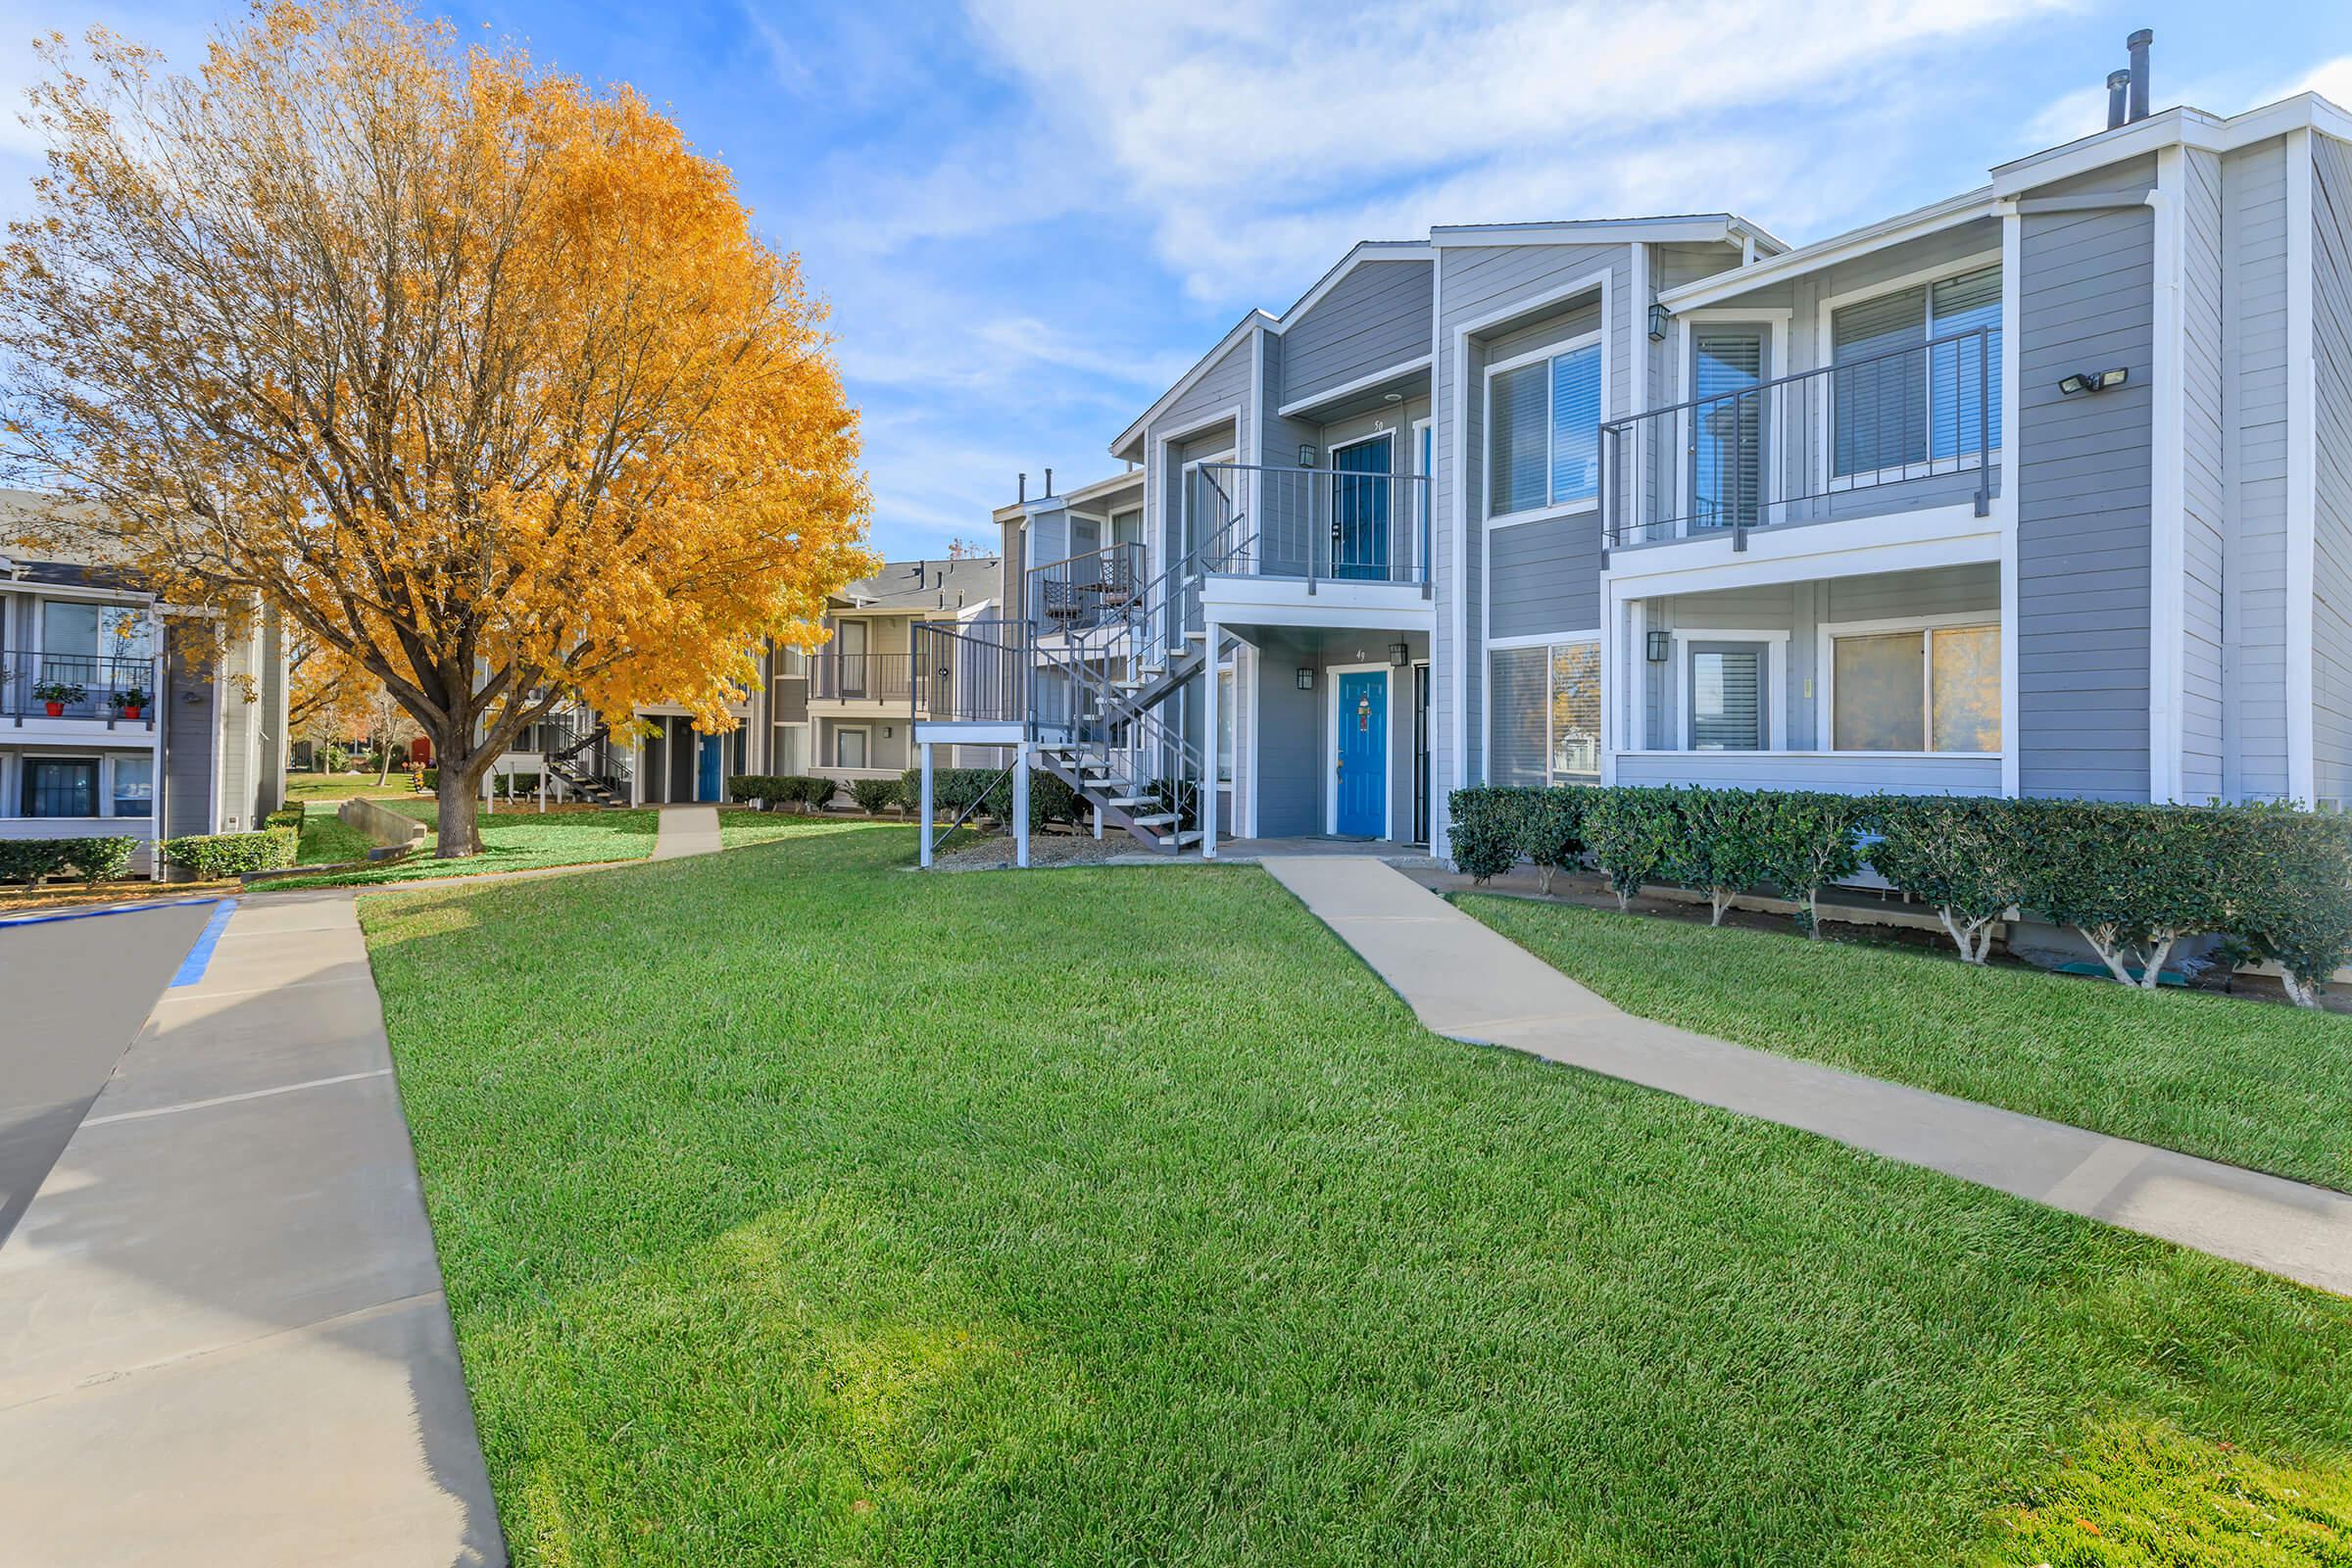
1487, 338, 1601, 516
1688, 644, 1764, 751
1489, 647, 1548, 786
1490, 641, 1602, 785
1692, 329, 1763, 529
1830, 264, 2001, 478
1549, 643, 1600, 781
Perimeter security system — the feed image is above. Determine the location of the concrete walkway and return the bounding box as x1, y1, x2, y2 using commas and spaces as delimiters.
0, 889, 504, 1566
1264, 856, 2352, 1298
650, 803, 722, 859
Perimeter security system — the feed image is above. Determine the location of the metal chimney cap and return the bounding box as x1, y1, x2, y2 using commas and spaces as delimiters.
2127, 27, 2152, 47
2107, 69, 2132, 87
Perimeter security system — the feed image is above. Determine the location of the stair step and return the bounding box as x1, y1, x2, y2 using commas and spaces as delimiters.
1129, 812, 1178, 827
1106, 796, 1152, 808
1159, 830, 1203, 848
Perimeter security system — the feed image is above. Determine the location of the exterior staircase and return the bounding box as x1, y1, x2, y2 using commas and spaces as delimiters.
541, 714, 628, 808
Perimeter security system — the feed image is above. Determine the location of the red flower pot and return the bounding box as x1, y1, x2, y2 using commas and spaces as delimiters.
120, 705, 142, 720
43, 701, 63, 716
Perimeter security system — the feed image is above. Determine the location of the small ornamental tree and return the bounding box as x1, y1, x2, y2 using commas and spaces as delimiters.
1, 1, 874, 858
1867, 796, 2033, 963
1583, 786, 1680, 911
2215, 802, 2352, 1008
1750, 791, 1866, 939
1446, 787, 1521, 884
1663, 788, 1774, 926
2016, 799, 2220, 989
1520, 788, 1588, 896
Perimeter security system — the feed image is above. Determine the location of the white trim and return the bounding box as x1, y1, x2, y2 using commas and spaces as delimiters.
1668, 628, 1789, 754
1813, 613, 2005, 760
1988, 97, 2352, 199
2286, 124, 2319, 805
1410, 414, 1434, 587
2146, 148, 2188, 802
1275, 355, 1433, 418
1202, 617, 1221, 858
1113, 315, 1272, 458
1487, 626, 1601, 651
1324, 662, 1396, 840
1660, 189, 1999, 311
1482, 327, 1607, 524
1602, 502, 2002, 595
1432, 215, 1781, 251
1998, 203, 2023, 798
831, 723, 872, 771
1672, 308, 1792, 525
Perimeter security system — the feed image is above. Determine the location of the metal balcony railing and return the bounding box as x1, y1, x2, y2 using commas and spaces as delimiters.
1027, 542, 1146, 636
811, 651, 914, 705
4, 651, 162, 727
1192, 463, 1431, 590
910, 618, 1029, 725
1600, 324, 1998, 549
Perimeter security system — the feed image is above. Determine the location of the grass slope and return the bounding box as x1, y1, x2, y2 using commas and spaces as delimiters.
284, 772, 415, 805
264, 800, 659, 888
294, 806, 379, 864
362, 835, 2352, 1567
1459, 895, 2352, 1193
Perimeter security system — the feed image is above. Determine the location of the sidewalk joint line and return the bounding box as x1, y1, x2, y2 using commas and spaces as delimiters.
81, 1068, 391, 1127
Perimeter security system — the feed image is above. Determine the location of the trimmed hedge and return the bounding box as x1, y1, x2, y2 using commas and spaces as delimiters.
162, 826, 299, 879
850, 777, 902, 815
263, 805, 306, 831
0, 836, 139, 886
896, 766, 1084, 832
1447, 785, 2352, 1004
726, 774, 838, 812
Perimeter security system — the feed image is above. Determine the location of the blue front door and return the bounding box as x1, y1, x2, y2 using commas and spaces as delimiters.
1335, 669, 1387, 837
1330, 435, 1391, 580
697, 732, 723, 802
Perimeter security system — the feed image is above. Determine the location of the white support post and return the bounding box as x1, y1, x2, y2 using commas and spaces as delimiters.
918, 741, 935, 867
1201, 622, 1220, 859
1093, 796, 1103, 839
1012, 740, 1031, 868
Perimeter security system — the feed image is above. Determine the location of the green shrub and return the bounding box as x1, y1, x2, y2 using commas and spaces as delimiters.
1867, 796, 2034, 963
1750, 791, 1867, 938
66, 836, 137, 883
263, 805, 306, 832
2213, 802, 2352, 1007
798, 775, 840, 812
163, 826, 298, 878
418, 766, 438, 792
1521, 788, 1588, 895
726, 773, 781, 806
1446, 787, 1521, 882
1661, 788, 1776, 926
850, 777, 902, 815
0, 839, 77, 886
1028, 767, 1079, 830
1583, 787, 1681, 911
2011, 799, 2227, 990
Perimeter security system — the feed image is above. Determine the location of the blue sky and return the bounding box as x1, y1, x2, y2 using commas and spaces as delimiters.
5, 0, 2351, 562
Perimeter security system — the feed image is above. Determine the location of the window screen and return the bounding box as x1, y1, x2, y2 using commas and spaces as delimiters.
1929, 267, 2003, 460
1490, 646, 1547, 785
1930, 625, 2001, 752
1688, 645, 1764, 751
1692, 330, 1763, 529
113, 756, 154, 817
1489, 362, 1548, 514
1833, 631, 1925, 751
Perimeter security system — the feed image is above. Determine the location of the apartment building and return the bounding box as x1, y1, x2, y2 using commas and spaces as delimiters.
915, 57, 2352, 860
0, 490, 286, 872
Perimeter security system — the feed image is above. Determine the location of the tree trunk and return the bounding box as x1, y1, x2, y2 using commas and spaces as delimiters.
429, 729, 491, 858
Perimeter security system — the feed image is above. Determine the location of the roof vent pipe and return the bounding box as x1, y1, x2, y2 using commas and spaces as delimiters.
2127, 28, 2152, 123
1044, 467, 1054, 498
2106, 70, 2132, 131
1017, 471, 1027, 505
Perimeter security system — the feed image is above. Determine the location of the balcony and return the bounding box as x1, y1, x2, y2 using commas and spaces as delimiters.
1600, 325, 1998, 550
1194, 463, 1431, 590
4, 651, 162, 730
810, 651, 913, 706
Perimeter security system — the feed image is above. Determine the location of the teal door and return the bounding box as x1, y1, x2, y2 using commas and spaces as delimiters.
697, 732, 723, 802
1330, 435, 1391, 579
1335, 669, 1387, 837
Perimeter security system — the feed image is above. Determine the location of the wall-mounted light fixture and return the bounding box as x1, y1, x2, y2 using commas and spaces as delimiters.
1645, 629, 1670, 662
1388, 642, 1410, 666
1646, 301, 1670, 342
2059, 367, 2130, 396
1298, 444, 1317, 467
1296, 666, 1316, 691
1383, 391, 1404, 404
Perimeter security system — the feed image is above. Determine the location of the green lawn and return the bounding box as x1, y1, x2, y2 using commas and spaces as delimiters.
1459, 895, 2352, 1194
359, 832, 2352, 1566
258, 799, 659, 888
294, 805, 379, 864
284, 771, 416, 805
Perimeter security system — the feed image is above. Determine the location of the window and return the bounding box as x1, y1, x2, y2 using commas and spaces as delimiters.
835, 727, 868, 769
1111, 509, 1143, 550
112, 756, 154, 817
1491, 640, 1602, 785
1688, 644, 1765, 751
1831, 264, 2002, 478
1691, 328, 1764, 530
1488, 337, 1602, 516
25, 758, 97, 817
1830, 623, 2000, 753
772, 723, 808, 774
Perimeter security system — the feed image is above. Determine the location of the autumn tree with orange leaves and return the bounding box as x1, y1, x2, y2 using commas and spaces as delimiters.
1, 0, 872, 855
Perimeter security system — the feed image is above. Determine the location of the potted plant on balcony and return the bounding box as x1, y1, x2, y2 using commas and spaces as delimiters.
32, 679, 85, 716
111, 686, 149, 720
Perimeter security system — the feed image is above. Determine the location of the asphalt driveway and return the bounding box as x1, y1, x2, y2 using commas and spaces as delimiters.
0, 901, 220, 1247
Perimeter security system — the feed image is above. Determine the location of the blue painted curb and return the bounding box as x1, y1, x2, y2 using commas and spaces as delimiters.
0, 895, 227, 931
168, 900, 240, 989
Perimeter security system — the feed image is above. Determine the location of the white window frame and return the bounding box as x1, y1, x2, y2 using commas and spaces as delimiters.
1410, 415, 1434, 583
1814, 612, 2003, 759
1482, 326, 1606, 527
1814, 249, 2005, 495
1484, 630, 1604, 786
1177, 444, 1240, 572
1668, 628, 1789, 755
20, 752, 106, 819
833, 724, 871, 771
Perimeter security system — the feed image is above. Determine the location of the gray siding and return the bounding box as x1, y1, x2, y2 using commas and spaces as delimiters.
2181, 147, 2230, 800
1146, 330, 1255, 573
1250, 628, 1321, 837
2225, 140, 2293, 800
1279, 260, 1432, 407
1488, 516, 1601, 638
2016, 201, 2155, 800
162, 639, 215, 838
2314, 132, 2352, 808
